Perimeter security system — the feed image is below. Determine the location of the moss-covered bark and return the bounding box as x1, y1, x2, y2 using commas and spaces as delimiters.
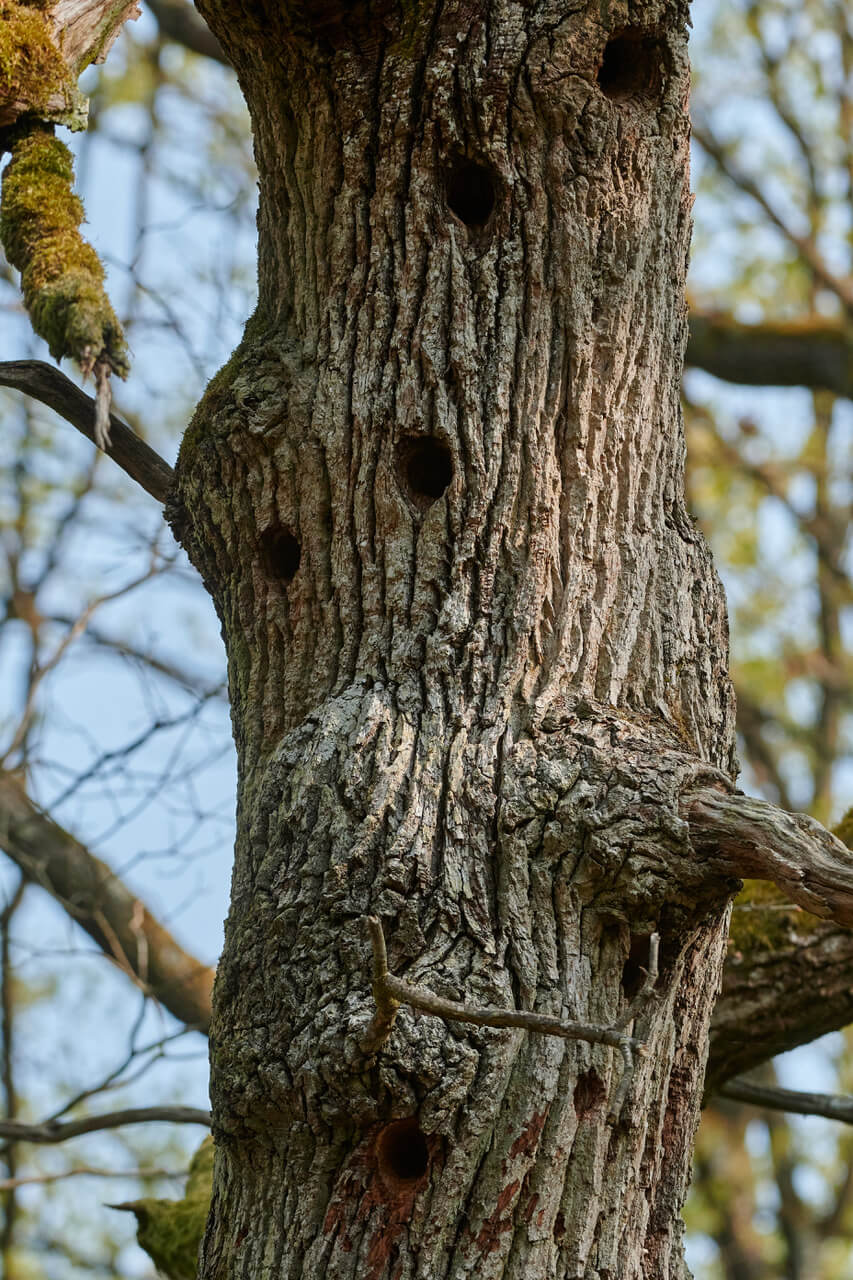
0, 122, 128, 376
112, 1137, 213, 1280
0, 0, 140, 408
0, 0, 73, 122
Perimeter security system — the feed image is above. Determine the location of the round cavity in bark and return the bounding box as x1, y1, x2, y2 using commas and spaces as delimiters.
260, 527, 301, 582
622, 932, 654, 998
573, 1068, 606, 1119
396, 436, 453, 507
597, 30, 666, 103
446, 160, 496, 227
375, 1118, 430, 1187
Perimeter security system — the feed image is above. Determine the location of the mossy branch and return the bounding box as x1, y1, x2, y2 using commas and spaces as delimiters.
0, 120, 128, 446
109, 1136, 213, 1280
0, 0, 81, 128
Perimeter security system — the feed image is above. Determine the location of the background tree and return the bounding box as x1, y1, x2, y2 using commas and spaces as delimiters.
684, 2, 853, 1275
4, 0, 850, 1274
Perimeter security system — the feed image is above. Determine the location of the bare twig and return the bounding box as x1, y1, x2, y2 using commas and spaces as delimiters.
1, 566, 163, 767
363, 917, 659, 1121
0, 361, 175, 504
45, 1027, 195, 1126
0, 1106, 211, 1145
47, 614, 227, 699
0, 1166, 184, 1190
719, 1077, 853, 1126
692, 122, 853, 314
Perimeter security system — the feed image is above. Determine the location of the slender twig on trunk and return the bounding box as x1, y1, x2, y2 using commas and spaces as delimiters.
363, 916, 659, 1120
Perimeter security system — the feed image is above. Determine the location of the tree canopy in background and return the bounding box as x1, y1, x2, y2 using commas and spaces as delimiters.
0, 0, 852, 1276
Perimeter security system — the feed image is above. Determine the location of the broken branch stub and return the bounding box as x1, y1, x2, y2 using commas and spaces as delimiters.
685, 787, 853, 927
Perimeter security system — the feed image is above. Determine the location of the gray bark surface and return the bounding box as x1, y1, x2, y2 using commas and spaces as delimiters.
170, 3, 746, 1276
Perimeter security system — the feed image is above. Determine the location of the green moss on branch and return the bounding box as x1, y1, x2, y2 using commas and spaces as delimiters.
111, 1136, 213, 1280
0, 0, 72, 120
0, 122, 128, 377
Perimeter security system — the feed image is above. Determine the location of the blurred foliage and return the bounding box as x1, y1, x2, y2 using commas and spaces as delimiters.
686, 1, 853, 1276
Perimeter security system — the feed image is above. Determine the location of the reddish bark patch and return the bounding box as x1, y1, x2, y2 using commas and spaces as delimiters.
474, 1179, 521, 1254
321, 1121, 438, 1280
509, 1107, 549, 1160
323, 1198, 345, 1235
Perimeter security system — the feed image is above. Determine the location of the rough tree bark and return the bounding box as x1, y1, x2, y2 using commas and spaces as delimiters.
8, 0, 845, 1277
167, 3, 744, 1277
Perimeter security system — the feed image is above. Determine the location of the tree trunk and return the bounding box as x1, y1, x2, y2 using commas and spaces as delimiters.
170, 3, 741, 1276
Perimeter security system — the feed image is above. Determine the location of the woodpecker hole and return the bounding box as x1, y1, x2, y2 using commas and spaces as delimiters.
261, 527, 301, 582
573, 1068, 606, 1120
397, 436, 453, 507
446, 160, 496, 228
376, 1119, 430, 1187
622, 932, 652, 998
597, 30, 666, 103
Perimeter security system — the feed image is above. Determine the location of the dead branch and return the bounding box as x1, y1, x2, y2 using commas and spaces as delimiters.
692, 121, 853, 314
685, 787, 853, 927
719, 1077, 853, 1126
363, 916, 659, 1121
0, 1106, 210, 1145
0, 769, 213, 1030
0, 361, 174, 504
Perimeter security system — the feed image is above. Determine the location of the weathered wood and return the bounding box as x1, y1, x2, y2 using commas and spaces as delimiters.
161, 1, 850, 1276
686, 788, 853, 927
0, 0, 139, 130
